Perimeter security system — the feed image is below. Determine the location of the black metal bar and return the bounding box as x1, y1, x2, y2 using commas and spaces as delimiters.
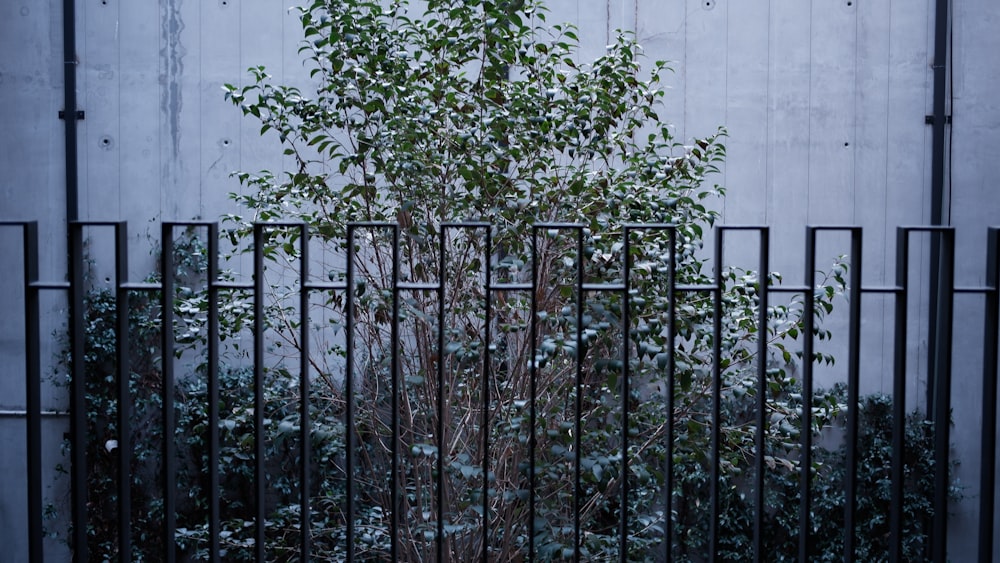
114, 222, 133, 563
437, 226, 447, 563
768, 285, 813, 294
68, 221, 88, 563
844, 228, 863, 563
62, 0, 79, 225
160, 222, 177, 563
397, 281, 441, 291
620, 227, 632, 563
483, 226, 494, 563
27, 281, 72, 290
574, 228, 584, 563
754, 228, 769, 563
926, 0, 950, 430
0, 410, 70, 418
979, 227, 999, 562
931, 229, 955, 561
212, 281, 255, 290
674, 284, 720, 292
953, 286, 994, 294
206, 223, 221, 562
490, 282, 533, 291
889, 227, 909, 562
22, 222, 44, 563
345, 224, 358, 563
528, 226, 541, 563
390, 225, 401, 563
666, 225, 677, 562
709, 227, 723, 561
252, 224, 266, 562
299, 224, 312, 561
582, 282, 626, 292
858, 286, 904, 294
119, 282, 162, 291
304, 282, 349, 291
799, 228, 817, 563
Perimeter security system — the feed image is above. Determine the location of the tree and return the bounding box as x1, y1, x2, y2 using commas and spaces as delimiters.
221, 0, 842, 559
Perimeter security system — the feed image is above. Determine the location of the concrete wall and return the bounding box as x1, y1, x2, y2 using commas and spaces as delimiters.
2, 0, 998, 560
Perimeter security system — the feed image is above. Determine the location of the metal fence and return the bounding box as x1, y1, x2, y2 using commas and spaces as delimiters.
2, 220, 998, 562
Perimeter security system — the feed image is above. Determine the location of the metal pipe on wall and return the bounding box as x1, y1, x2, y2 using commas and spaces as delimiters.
62, 1, 88, 561
926, 0, 950, 417
62, 0, 79, 223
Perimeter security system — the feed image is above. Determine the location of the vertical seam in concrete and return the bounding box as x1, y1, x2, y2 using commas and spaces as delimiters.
606, 0, 611, 46
764, 0, 771, 226
852, 0, 859, 226
881, 0, 894, 380
80, 0, 89, 220
681, 1, 687, 144
117, 0, 123, 222
806, 0, 813, 224
722, 0, 729, 221
198, 1, 203, 216
158, 0, 163, 227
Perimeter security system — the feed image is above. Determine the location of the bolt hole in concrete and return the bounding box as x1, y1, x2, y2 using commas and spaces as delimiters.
99, 136, 115, 150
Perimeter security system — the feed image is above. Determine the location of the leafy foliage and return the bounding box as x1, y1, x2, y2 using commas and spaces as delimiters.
51, 0, 957, 561
217, 0, 858, 560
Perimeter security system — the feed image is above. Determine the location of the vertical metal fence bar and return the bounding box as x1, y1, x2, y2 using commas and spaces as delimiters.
528, 226, 541, 563
482, 226, 494, 563
206, 223, 221, 562
754, 228, 769, 563
931, 229, 955, 561
665, 226, 677, 562
620, 227, 632, 563
574, 228, 584, 563
889, 227, 909, 562
709, 227, 723, 561
69, 221, 89, 563
160, 223, 177, 563
844, 228, 863, 563
390, 226, 401, 563
345, 224, 357, 563
799, 227, 817, 563
437, 226, 447, 563
114, 221, 133, 563
979, 227, 999, 562
299, 224, 312, 561
23, 222, 43, 563
252, 225, 266, 562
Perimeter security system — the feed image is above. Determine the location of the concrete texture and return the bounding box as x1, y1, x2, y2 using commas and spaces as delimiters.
1, 0, 998, 560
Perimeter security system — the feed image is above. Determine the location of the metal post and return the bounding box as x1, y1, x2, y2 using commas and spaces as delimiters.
114, 222, 132, 563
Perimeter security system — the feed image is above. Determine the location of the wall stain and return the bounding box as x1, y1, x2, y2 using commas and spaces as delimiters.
160, 0, 185, 158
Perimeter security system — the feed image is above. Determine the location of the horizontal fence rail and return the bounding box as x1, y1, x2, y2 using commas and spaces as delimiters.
1, 220, 998, 562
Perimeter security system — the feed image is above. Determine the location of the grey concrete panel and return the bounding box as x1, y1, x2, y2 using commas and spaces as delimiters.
945, 2, 1000, 559
198, 0, 245, 217
721, 0, 769, 226
806, 0, 857, 226
765, 0, 812, 276
0, 416, 72, 563
635, 0, 685, 143
79, 0, 122, 223
2, 0, 999, 559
